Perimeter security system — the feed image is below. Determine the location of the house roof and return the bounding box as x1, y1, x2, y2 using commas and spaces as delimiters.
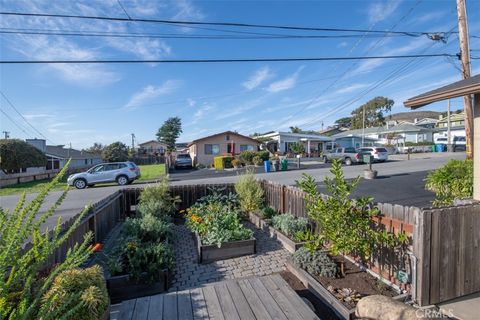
258, 131, 332, 141
46, 145, 101, 160
138, 140, 166, 147
332, 123, 433, 138
333, 135, 378, 141
188, 131, 260, 147
404, 74, 480, 109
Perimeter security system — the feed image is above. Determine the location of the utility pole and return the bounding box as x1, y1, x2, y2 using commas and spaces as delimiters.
131, 133, 136, 150
361, 105, 365, 147
2, 131, 10, 139
447, 99, 452, 152
457, 0, 474, 159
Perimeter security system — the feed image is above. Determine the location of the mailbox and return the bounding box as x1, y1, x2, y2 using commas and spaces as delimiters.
362, 154, 373, 164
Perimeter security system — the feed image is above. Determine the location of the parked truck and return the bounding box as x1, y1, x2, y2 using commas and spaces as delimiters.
322, 147, 362, 166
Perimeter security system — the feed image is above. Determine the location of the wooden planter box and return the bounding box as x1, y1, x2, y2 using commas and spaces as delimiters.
286, 260, 408, 320
248, 212, 306, 253
195, 233, 256, 263
107, 270, 170, 303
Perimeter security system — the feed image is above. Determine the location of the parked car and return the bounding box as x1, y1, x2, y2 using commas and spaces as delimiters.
435, 137, 448, 144
175, 153, 193, 169
67, 162, 140, 189
453, 136, 466, 152
322, 147, 362, 166
358, 147, 389, 162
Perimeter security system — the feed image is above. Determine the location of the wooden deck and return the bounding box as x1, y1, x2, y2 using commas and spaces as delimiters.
112, 274, 320, 320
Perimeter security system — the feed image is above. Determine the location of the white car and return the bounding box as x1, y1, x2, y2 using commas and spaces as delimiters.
67, 161, 141, 189
358, 147, 389, 162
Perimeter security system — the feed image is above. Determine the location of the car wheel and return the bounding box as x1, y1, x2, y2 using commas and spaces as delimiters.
116, 175, 129, 186
74, 179, 87, 189
344, 158, 352, 166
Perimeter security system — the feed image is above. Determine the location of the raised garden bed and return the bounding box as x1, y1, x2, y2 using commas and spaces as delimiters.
248, 212, 307, 253
195, 233, 256, 263
286, 256, 408, 320
106, 270, 170, 303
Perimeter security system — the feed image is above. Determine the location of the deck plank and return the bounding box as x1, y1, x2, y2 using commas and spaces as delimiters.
261, 276, 303, 320
248, 277, 289, 320
237, 279, 273, 320
190, 288, 209, 320
118, 299, 136, 320
270, 274, 320, 320
147, 294, 164, 320
202, 285, 225, 320
214, 283, 240, 320
163, 292, 178, 320
225, 280, 256, 320
132, 296, 150, 320
177, 290, 194, 320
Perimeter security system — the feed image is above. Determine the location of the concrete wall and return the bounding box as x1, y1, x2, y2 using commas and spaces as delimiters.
0, 169, 60, 187
189, 134, 259, 166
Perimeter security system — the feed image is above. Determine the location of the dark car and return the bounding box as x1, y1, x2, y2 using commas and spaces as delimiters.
175, 153, 193, 169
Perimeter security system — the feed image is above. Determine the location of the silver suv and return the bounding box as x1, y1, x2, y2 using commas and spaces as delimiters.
67, 162, 140, 189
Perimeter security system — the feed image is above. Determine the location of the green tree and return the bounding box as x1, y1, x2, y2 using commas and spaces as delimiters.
290, 126, 302, 133
289, 142, 304, 155
102, 141, 129, 162
350, 96, 394, 129
334, 116, 352, 128
83, 142, 105, 156
0, 139, 46, 173
156, 117, 182, 153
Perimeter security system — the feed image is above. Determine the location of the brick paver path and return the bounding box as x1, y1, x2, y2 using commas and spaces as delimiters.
170, 222, 289, 291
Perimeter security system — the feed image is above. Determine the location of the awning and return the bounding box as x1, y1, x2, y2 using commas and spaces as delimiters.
404, 74, 480, 109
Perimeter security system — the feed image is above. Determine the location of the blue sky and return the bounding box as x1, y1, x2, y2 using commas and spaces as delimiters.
1, 0, 479, 148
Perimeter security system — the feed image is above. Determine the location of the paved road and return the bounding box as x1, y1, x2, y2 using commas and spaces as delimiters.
0, 153, 464, 228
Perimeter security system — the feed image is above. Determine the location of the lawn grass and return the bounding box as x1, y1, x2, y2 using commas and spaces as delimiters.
0, 164, 166, 196
136, 163, 166, 182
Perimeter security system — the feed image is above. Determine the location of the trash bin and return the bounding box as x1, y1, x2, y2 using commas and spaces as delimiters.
264, 160, 271, 173
431, 145, 436, 152
435, 144, 444, 152
281, 159, 288, 171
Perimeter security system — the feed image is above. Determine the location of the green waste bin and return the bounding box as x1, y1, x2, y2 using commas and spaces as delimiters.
281, 159, 288, 171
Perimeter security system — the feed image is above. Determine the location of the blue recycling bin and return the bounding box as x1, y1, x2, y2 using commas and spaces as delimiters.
435, 144, 445, 152
263, 160, 271, 173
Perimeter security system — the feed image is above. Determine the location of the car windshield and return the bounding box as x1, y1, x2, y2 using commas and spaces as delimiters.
177, 154, 190, 159
376, 148, 388, 152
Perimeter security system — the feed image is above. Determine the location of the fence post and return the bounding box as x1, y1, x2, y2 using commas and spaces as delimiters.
281, 185, 286, 214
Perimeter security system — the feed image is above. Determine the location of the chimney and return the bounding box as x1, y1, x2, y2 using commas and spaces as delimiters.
26, 138, 46, 153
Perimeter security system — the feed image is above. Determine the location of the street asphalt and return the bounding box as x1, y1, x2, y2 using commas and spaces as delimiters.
0, 152, 465, 230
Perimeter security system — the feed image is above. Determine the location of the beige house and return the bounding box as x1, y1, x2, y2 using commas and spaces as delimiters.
188, 131, 260, 166
137, 140, 168, 155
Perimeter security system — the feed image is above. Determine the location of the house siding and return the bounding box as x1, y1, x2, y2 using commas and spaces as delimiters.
189, 134, 259, 166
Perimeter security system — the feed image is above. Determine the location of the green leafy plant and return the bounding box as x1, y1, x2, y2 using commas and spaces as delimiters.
239, 150, 256, 165
231, 159, 241, 167
136, 177, 180, 218
0, 139, 46, 173
289, 142, 304, 155
261, 206, 278, 220
252, 155, 263, 166
294, 229, 322, 254
40, 265, 108, 320
0, 162, 94, 319
235, 170, 264, 214
270, 214, 309, 238
425, 159, 473, 206
291, 248, 337, 278
256, 151, 270, 162
197, 187, 239, 209
123, 214, 172, 243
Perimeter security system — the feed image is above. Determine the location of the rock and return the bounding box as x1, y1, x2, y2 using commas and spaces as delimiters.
355, 295, 418, 320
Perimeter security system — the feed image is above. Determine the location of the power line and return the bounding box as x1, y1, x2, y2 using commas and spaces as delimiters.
0, 11, 454, 38
0, 53, 457, 64
0, 108, 31, 137
0, 91, 55, 143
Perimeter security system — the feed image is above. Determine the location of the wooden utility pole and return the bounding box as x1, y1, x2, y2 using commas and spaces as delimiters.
456, 0, 474, 159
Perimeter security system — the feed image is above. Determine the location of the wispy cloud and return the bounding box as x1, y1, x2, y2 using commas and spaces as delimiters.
173, 0, 205, 20
242, 66, 273, 90
266, 67, 304, 93
124, 80, 180, 109
192, 103, 215, 124
368, 0, 401, 24
107, 38, 171, 60
334, 83, 369, 95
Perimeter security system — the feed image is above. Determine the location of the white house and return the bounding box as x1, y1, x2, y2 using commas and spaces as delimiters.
256, 132, 332, 156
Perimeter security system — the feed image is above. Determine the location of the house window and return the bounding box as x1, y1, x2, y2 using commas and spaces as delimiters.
240, 145, 254, 152
85, 159, 88, 165
226, 135, 230, 141
205, 144, 220, 155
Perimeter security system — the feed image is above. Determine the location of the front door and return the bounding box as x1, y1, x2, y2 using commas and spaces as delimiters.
227, 142, 235, 155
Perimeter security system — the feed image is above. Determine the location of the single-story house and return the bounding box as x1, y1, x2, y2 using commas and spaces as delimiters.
26, 139, 102, 170
332, 123, 434, 146
137, 140, 167, 155
331, 135, 378, 149
188, 131, 260, 166
256, 131, 332, 156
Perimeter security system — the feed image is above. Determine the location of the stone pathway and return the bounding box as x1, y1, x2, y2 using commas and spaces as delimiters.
170, 222, 289, 291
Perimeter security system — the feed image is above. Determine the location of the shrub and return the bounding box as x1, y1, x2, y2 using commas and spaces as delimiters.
0, 139, 46, 173
425, 159, 473, 206
291, 248, 337, 278
123, 214, 172, 243
0, 162, 94, 319
41, 265, 108, 320
136, 177, 179, 218
231, 159, 241, 167
235, 170, 264, 214
239, 150, 256, 165
290, 142, 304, 155
214, 156, 234, 170
256, 150, 270, 161
196, 187, 239, 209
102, 141, 129, 162
252, 155, 263, 166
270, 214, 309, 238
186, 197, 253, 247
261, 206, 278, 220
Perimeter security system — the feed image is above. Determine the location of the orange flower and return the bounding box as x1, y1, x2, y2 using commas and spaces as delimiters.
190, 214, 203, 224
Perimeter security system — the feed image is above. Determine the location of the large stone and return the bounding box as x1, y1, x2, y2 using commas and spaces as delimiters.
355, 295, 418, 320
